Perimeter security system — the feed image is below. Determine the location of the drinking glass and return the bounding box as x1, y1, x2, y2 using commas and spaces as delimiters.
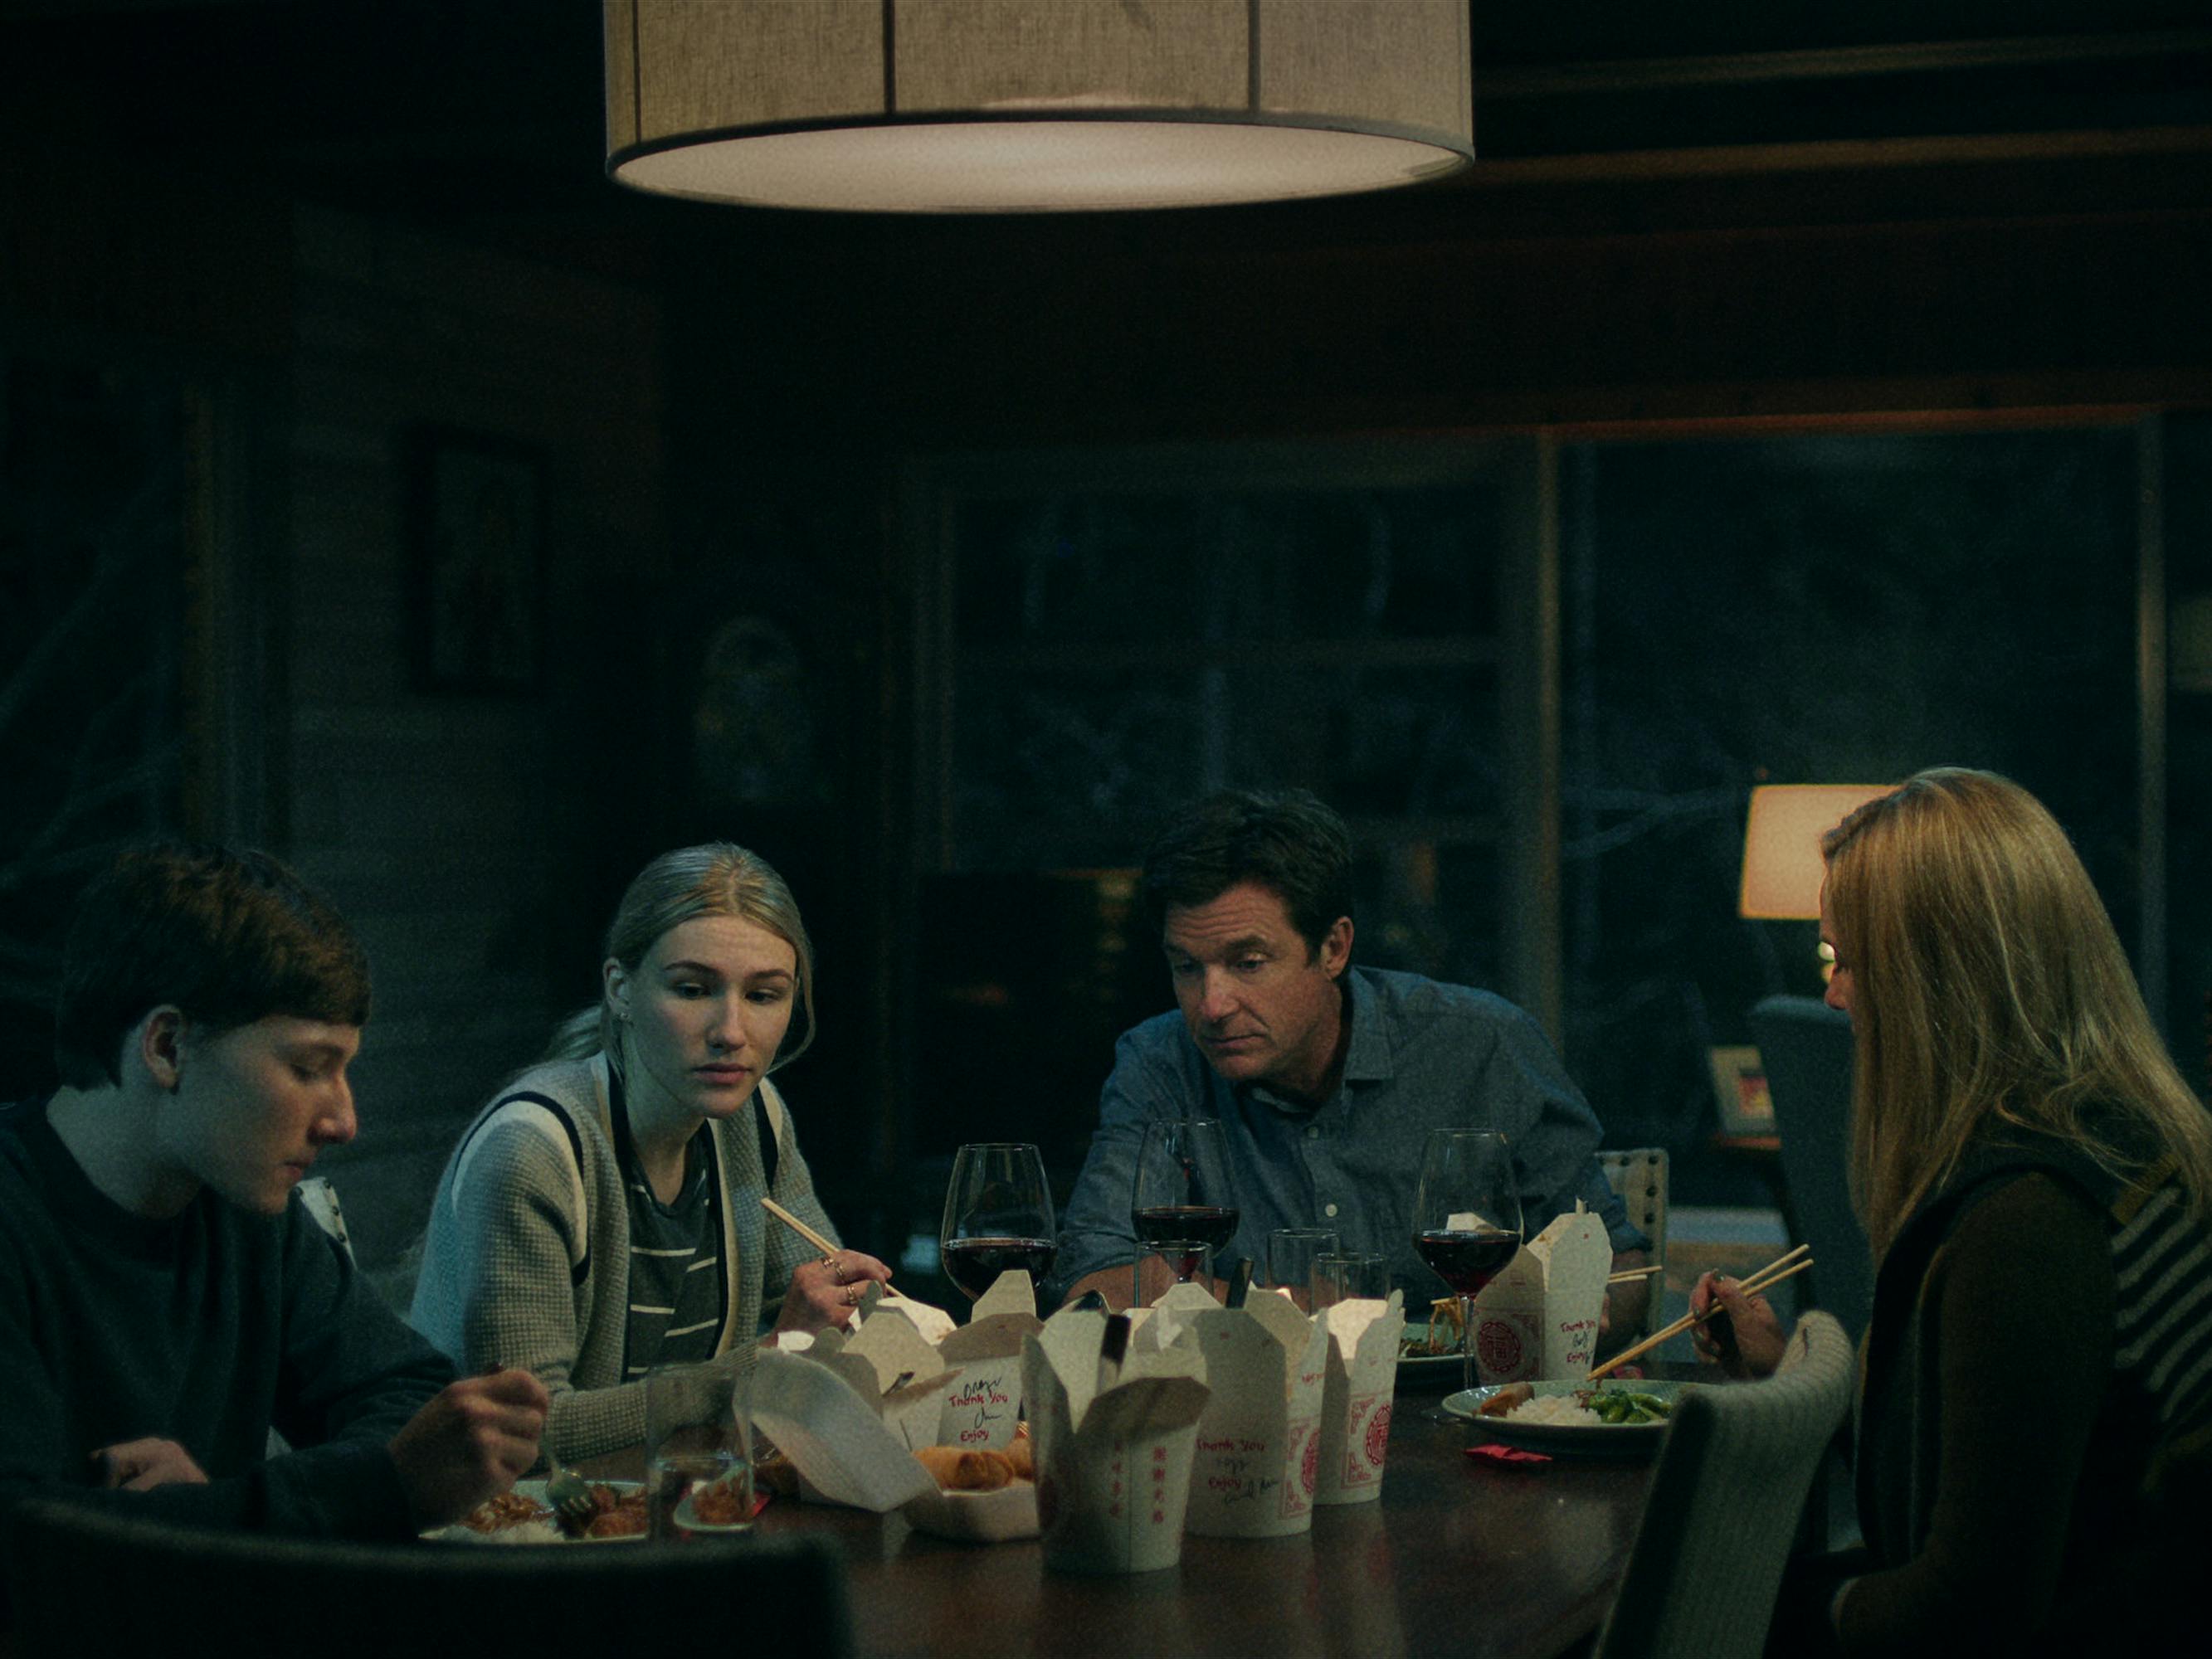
938, 1141, 1057, 1301
1411, 1128, 1524, 1404
1266, 1227, 1339, 1310
1130, 1118, 1239, 1301
644, 1356, 753, 1541
1313, 1250, 1391, 1309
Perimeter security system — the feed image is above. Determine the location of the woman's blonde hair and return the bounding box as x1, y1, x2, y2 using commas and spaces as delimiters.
1822, 766, 2212, 1257
543, 843, 816, 1075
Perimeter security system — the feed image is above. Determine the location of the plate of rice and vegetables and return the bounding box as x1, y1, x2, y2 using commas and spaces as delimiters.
1445, 1379, 1690, 1458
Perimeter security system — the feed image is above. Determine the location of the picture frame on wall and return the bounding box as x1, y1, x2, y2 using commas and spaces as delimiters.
1708, 1044, 1776, 1136
406, 426, 545, 693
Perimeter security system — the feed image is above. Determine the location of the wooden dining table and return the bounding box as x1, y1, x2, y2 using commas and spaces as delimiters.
580, 1381, 1659, 1659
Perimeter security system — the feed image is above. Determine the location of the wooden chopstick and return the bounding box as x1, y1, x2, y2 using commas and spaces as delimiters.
762, 1195, 839, 1259
1587, 1243, 1813, 1381
1606, 1265, 1664, 1284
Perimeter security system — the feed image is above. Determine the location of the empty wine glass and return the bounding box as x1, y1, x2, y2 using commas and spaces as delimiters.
1411, 1128, 1524, 1406
938, 1142, 1056, 1302
1130, 1118, 1239, 1302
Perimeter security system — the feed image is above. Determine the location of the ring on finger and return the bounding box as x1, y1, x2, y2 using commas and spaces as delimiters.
821, 1253, 839, 1273
845, 1284, 861, 1307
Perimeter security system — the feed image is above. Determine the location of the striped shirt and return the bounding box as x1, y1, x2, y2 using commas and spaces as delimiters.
613, 1117, 726, 1376
2110, 1174, 2212, 1441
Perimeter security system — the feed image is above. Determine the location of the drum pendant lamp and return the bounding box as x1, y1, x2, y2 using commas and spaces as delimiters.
605, 0, 1474, 213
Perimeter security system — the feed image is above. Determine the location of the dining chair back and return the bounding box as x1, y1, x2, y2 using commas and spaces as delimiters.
1591, 1309, 1855, 1659
1597, 1147, 1669, 1341
1749, 994, 1874, 1345
2, 1500, 855, 1659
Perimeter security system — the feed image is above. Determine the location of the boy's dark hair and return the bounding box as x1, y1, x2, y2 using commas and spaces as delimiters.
1140, 787, 1356, 956
53, 844, 372, 1087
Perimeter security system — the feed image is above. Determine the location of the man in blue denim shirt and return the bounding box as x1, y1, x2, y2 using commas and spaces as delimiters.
1055, 789, 1649, 1321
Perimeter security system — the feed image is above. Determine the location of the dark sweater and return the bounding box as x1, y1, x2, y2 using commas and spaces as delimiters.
0, 1097, 453, 1540
1786, 1127, 2210, 1655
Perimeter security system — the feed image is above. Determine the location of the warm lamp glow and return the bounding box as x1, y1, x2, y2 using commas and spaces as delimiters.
604, 0, 1475, 213
1737, 785, 1893, 920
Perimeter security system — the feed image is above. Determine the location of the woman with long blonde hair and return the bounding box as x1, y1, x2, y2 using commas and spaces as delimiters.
1696, 768, 2210, 1652
412, 844, 888, 1462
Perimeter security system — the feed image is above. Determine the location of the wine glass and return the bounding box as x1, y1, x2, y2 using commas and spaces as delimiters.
1411, 1128, 1524, 1406
1130, 1118, 1239, 1302
938, 1142, 1057, 1302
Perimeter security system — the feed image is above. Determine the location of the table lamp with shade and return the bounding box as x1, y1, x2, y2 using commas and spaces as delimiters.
1738, 783, 1893, 983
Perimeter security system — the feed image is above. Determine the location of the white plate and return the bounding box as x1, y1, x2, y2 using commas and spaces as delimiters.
426, 1478, 646, 1544
1445, 1380, 1689, 1459
673, 1480, 758, 1535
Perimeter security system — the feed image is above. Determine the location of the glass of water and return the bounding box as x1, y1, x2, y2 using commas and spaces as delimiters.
644, 1356, 753, 1540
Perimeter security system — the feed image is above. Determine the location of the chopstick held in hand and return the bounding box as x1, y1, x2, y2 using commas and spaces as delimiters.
1588, 1244, 1813, 1381
762, 1194, 838, 1259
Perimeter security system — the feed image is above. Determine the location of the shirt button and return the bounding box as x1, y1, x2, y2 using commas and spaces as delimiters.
1306, 1126, 1321, 1140
1323, 1203, 1339, 1218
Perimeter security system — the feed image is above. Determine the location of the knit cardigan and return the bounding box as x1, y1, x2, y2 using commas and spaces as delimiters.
409, 1054, 839, 1462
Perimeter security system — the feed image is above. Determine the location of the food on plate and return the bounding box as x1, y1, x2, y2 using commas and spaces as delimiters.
685, 1476, 755, 1526
563, 1482, 649, 1539
459, 1490, 553, 1533
1475, 1382, 1533, 1418
1401, 1297, 1463, 1358
914, 1444, 1018, 1491
1504, 1389, 1676, 1428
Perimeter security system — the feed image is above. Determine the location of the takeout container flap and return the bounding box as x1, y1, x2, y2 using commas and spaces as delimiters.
748, 1349, 938, 1512
871, 1287, 957, 1345
1315, 1289, 1403, 1503
1182, 1302, 1332, 1535
845, 1305, 947, 1389
1470, 1204, 1610, 1382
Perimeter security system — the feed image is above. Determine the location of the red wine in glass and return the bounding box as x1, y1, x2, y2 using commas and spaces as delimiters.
939, 1143, 1055, 1303
1412, 1228, 1520, 1297
1130, 1119, 1239, 1299
1411, 1128, 1524, 1410
941, 1236, 1057, 1301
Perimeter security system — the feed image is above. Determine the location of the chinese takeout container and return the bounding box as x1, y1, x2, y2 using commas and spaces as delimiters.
1314, 1287, 1404, 1504
1469, 1202, 1610, 1383
1023, 1304, 1211, 1574
1152, 1287, 1329, 1536
930, 1270, 1045, 1452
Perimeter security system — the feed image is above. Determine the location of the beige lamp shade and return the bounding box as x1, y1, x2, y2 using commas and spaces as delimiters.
605, 0, 1474, 212
1737, 784, 1893, 920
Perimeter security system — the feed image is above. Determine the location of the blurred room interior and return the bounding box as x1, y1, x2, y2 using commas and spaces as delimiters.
4, 1, 2209, 1308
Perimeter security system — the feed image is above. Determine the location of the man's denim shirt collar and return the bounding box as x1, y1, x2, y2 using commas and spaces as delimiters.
1242, 966, 1392, 1124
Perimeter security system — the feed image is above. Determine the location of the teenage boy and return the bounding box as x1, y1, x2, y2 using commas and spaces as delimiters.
0, 844, 546, 1542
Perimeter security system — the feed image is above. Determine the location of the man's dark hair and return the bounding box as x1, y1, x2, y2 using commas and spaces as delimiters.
53, 843, 372, 1088
1140, 787, 1356, 955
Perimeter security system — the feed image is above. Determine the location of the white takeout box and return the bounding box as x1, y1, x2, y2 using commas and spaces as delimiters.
931, 1271, 1045, 1451
749, 1322, 958, 1511
1469, 1202, 1611, 1383
1315, 1288, 1404, 1503
1023, 1305, 1211, 1574
1165, 1288, 1330, 1536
